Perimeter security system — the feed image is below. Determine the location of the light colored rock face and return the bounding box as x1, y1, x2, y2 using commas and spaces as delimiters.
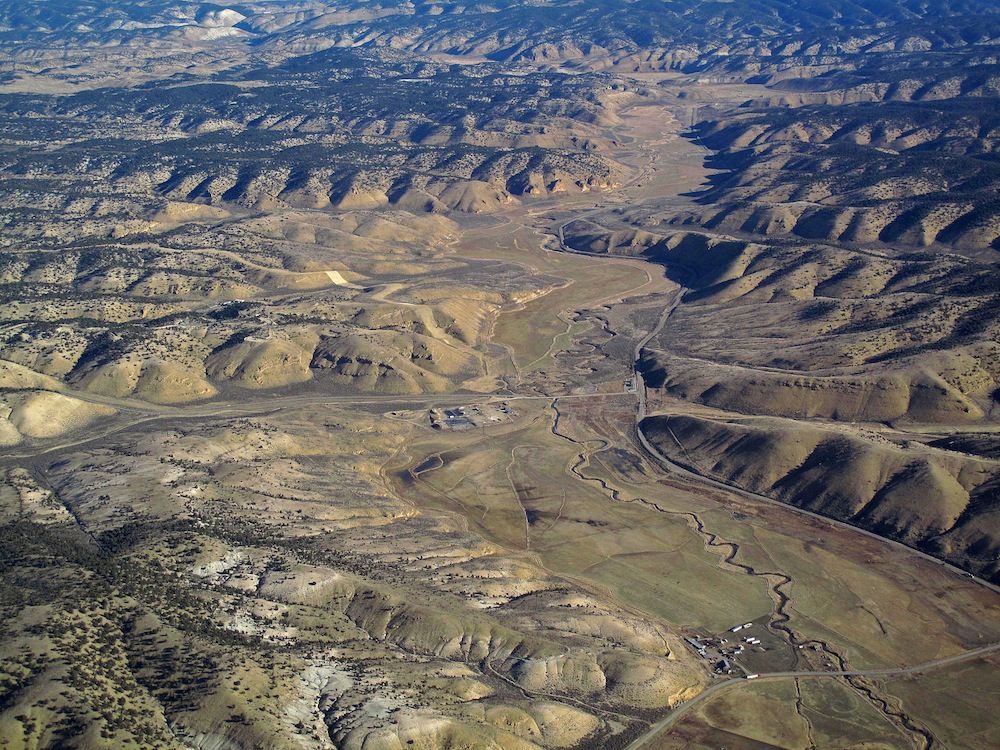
0, 34, 633, 411
4, 406, 706, 749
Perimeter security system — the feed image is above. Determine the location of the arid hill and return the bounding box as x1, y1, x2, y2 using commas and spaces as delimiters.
557, 8, 1000, 583
3, 1, 1000, 748
4, 0, 998, 80
643, 414, 1000, 581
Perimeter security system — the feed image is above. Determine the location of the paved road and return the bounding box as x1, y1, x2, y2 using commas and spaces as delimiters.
548, 240, 1000, 596
633, 409, 1000, 596
549, 102, 1000, 750
7, 92, 997, 750
597, 263, 1000, 599
625, 642, 1000, 749
0, 391, 480, 464
2, 387, 636, 465
598, 217, 1000, 748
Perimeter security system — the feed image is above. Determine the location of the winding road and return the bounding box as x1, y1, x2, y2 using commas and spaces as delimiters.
624, 642, 1000, 750
543, 109, 1000, 747
7, 92, 999, 750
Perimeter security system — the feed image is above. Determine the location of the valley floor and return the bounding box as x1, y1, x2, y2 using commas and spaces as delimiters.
3, 81, 999, 750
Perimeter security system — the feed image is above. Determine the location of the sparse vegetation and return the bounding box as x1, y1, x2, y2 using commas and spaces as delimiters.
1, 2, 998, 748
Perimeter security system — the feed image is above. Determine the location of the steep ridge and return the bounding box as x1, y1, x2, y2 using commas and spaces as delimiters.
642, 414, 1000, 581
0, 48, 634, 235
2, 2, 1000, 748
4, 1, 999, 79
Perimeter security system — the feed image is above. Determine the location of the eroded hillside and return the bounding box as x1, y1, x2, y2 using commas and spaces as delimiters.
2, 2, 1000, 749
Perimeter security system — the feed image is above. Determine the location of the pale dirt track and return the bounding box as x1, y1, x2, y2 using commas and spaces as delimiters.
6, 90, 1000, 749
624, 643, 1000, 750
